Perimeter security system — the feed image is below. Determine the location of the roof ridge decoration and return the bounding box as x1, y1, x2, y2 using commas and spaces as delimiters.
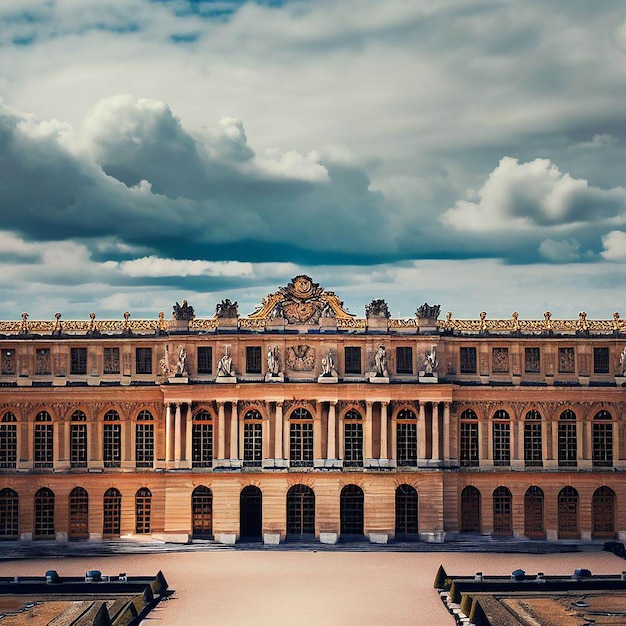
248, 275, 354, 323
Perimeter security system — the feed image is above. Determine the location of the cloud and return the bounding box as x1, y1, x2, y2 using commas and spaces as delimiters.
538, 238, 582, 262
441, 157, 626, 233
601, 230, 626, 261
112, 256, 254, 278
576, 134, 616, 150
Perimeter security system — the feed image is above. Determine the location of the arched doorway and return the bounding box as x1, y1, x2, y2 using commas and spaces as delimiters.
340, 485, 364, 537
135, 487, 152, 535
492, 487, 512, 536
240, 486, 262, 540
69, 487, 89, 539
192, 486, 213, 537
34, 487, 55, 539
460, 486, 481, 533
592, 486, 616, 539
524, 486, 545, 538
0, 488, 18, 539
395, 484, 419, 538
558, 486, 579, 539
286, 485, 315, 538
103, 488, 121, 537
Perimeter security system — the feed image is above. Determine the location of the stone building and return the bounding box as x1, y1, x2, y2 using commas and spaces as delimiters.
0, 275, 624, 545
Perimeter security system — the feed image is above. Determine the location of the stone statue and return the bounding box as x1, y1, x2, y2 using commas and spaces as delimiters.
416, 303, 441, 320
158, 311, 167, 332
160, 345, 171, 376
216, 299, 239, 319
366, 299, 390, 319
424, 346, 438, 374
619, 346, 626, 376
577, 311, 589, 333
321, 349, 336, 377
479, 311, 487, 332
543, 311, 553, 331
173, 299, 195, 321
176, 345, 188, 376
267, 346, 281, 376
511, 311, 520, 332
375, 345, 388, 377
20, 312, 29, 334
443, 311, 453, 331
613, 312, 621, 333
217, 346, 234, 377
52, 312, 62, 336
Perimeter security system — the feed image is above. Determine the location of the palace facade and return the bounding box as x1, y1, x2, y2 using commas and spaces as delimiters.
0, 276, 625, 545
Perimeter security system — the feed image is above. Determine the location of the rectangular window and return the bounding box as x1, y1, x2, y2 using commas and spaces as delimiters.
460, 422, 479, 467
344, 347, 362, 374
558, 422, 577, 467
524, 422, 542, 467
460, 347, 477, 374
492, 347, 509, 374
525, 347, 540, 374
1, 350, 15, 375
289, 422, 314, 468
70, 347, 87, 375
396, 422, 417, 466
343, 422, 363, 467
135, 348, 152, 375
197, 347, 213, 374
34, 424, 53, 468
593, 347, 610, 374
0, 422, 17, 469
35, 348, 51, 375
558, 347, 575, 374
396, 347, 413, 375
192, 423, 213, 468
103, 423, 121, 468
103, 347, 120, 374
70, 424, 87, 468
246, 346, 262, 374
135, 423, 154, 467
243, 422, 262, 467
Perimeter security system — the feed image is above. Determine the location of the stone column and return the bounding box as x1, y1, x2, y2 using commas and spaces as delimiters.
442, 402, 450, 462
230, 401, 238, 461
185, 404, 193, 469
282, 405, 290, 464
275, 402, 284, 460
417, 401, 426, 460
262, 413, 270, 461
486, 418, 493, 462
390, 411, 397, 463
576, 419, 584, 463
380, 401, 388, 461
217, 402, 225, 460
165, 404, 172, 463
314, 401, 323, 463
95, 419, 104, 463
327, 401, 336, 460
53, 421, 61, 470
431, 402, 439, 461
364, 401, 373, 461
174, 403, 182, 464
546, 418, 554, 466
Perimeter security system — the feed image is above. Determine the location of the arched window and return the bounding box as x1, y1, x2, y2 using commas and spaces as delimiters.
524, 486, 544, 538
395, 484, 418, 537
340, 485, 364, 536
459, 409, 479, 467
460, 486, 481, 533
592, 486, 615, 538
343, 409, 363, 468
103, 488, 121, 537
286, 484, 315, 537
0, 412, 17, 470
135, 487, 152, 534
558, 410, 577, 467
69, 486, 88, 539
0, 488, 19, 539
34, 411, 53, 469
192, 486, 213, 537
103, 410, 121, 468
493, 486, 512, 536
243, 410, 263, 468
558, 486, 579, 539
70, 410, 87, 469
396, 409, 418, 467
592, 410, 613, 467
523, 410, 542, 467
34, 487, 55, 539
135, 410, 154, 468
492, 410, 510, 466
192, 410, 213, 468
289, 408, 313, 468
240, 485, 262, 539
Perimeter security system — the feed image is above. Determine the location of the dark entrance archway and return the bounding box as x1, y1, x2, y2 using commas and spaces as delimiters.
340, 484, 364, 537
286, 484, 315, 538
524, 486, 545, 538
395, 484, 419, 538
592, 486, 616, 539
460, 486, 481, 533
69, 486, 89, 539
240, 485, 262, 540
192, 486, 213, 538
558, 486, 579, 539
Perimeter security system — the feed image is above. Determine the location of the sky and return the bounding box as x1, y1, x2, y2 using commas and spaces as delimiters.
1, 0, 626, 322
